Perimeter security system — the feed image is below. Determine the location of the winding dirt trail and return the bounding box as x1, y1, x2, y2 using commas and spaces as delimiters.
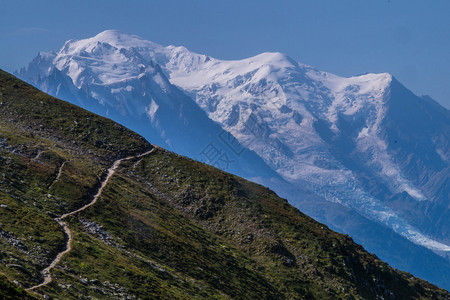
27, 148, 155, 291
48, 161, 67, 191
26, 219, 72, 291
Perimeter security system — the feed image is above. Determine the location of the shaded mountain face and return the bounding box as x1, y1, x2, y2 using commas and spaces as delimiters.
18, 30, 450, 289
1, 69, 449, 299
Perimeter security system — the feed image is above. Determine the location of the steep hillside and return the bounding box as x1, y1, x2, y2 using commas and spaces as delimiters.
1, 70, 448, 299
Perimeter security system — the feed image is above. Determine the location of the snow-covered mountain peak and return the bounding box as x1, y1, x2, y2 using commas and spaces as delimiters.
60, 30, 163, 55
240, 51, 298, 68
316, 72, 393, 128
48, 31, 165, 88
168, 50, 303, 81
318, 72, 392, 94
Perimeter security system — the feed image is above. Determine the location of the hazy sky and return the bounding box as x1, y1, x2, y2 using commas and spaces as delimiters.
1, 0, 449, 108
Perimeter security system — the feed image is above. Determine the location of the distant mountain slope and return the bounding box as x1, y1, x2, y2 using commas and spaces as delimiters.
1, 70, 448, 298
17, 30, 450, 289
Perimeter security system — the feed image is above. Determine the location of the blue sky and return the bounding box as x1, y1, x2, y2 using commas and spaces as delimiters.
1, 0, 449, 108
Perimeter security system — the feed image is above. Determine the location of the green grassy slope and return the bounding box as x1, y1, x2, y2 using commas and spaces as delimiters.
0, 69, 448, 299
0, 273, 36, 299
